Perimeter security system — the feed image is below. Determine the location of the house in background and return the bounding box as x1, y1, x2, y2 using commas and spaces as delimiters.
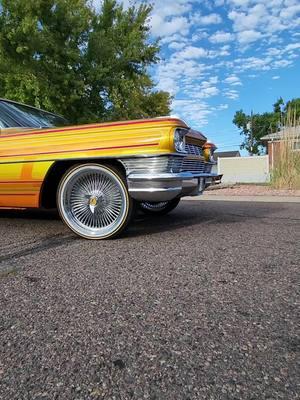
261, 126, 300, 168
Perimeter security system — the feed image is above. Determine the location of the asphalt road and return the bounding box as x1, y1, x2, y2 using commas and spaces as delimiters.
0, 201, 299, 400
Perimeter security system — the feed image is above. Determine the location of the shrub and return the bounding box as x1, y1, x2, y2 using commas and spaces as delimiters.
270, 113, 300, 189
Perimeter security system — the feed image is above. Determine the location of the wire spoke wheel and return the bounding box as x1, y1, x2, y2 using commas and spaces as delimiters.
140, 201, 169, 211
58, 164, 131, 239
139, 198, 180, 216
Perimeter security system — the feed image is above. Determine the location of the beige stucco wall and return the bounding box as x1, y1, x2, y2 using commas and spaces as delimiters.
218, 156, 270, 183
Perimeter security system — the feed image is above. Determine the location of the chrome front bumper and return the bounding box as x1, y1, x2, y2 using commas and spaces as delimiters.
120, 155, 217, 202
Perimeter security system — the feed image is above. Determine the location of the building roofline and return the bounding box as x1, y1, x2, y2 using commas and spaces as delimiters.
261, 126, 300, 141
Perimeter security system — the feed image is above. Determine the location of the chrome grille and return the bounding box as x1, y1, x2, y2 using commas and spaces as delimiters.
185, 143, 203, 156
204, 162, 213, 173
122, 156, 212, 175
181, 159, 205, 173
122, 156, 182, 174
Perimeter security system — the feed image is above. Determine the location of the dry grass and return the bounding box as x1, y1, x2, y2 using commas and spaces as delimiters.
270, 113, 300, 190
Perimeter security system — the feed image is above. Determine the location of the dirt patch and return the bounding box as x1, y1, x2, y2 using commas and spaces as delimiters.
206, 184, 300, 197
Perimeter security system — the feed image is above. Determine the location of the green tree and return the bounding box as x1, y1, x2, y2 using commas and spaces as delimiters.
0, 0, 171, 123
273, 97, 284, 114
233, 110, 279, 155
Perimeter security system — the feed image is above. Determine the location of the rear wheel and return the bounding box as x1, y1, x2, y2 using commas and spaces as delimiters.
139, 198, 180, 216
57, 164, 134, 239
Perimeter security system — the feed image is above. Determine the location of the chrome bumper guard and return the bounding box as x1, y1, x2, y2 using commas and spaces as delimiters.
121, 155, 217, 202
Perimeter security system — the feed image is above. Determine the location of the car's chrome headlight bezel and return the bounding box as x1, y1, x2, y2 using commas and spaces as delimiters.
174, 128, 187, 153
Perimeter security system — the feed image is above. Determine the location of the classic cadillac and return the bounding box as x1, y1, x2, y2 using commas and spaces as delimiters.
0, 98, 217, 239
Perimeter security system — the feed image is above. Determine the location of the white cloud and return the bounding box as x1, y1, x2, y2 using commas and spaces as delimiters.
228, 4, 267, 33
135, 0, 300, 128
227, 0, 300, 45
168, 41, 186, 50
191, 31, 209, 42
205, 76, 218, 85
200, 86, 220, 97
155, 1, 192, 18
215, 0, 225, 6
207, 46, 231, 58
157, 77, 179, 96
191, 12, 222, 25
224, 75, 242, 86
286, 43, 300, 51
287, 52, 300, 59
160, 33, 188, 45
155, 57, 209, 97
237, 30, 263, 44
266, 47, 283, 56
265, 43, 300, 60
184, 76, 220, 99
227, 0, 253, 8
224, 89, 239, 100
177, 46, 208, 59
209, 31, 235, 43
172, 99, 214, 126
218, 104, 229, 110
146, 0, 194, 38
234, 56, 272, 72
232, 51, 297, 73
272, 59, 293, 68
280, 4, 300, 19
151, 15, 189, 37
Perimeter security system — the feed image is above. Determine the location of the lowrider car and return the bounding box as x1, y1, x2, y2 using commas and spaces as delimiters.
0, 98, 217, 239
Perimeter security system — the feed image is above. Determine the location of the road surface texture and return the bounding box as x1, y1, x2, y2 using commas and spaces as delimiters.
0, 201, 299, 400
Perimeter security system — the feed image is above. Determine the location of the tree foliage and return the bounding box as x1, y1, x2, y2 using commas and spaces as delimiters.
233, 97, 300, 155
0, 0, 171, 123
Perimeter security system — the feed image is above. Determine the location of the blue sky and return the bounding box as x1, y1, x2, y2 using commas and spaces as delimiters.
117, 0, 300, 152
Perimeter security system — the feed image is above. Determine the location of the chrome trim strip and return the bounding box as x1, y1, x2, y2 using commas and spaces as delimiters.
128, 172, 217, 181
128, 186, 182, 202
0, 153, 181, 166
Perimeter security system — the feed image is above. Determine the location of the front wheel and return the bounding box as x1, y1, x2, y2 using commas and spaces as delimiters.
57, 164, 134, 239
139, 198, 180, 216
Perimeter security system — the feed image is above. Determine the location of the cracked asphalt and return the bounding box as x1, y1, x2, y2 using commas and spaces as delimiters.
0, 200, 299, 400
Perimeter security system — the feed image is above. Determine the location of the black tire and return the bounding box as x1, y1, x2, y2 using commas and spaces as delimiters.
57, 163, 135, 239
139, 198, 180, 216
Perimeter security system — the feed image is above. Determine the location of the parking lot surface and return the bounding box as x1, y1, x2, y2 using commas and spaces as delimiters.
0, 200, 299, 399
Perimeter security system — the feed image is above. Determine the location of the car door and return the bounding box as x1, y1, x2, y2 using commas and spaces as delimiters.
0, 127, 42, 208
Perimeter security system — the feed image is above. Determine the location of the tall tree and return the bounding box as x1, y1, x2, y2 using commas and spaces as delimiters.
0, 0, 171, 123
273, 97, 284, 114
233, 110, 280, 155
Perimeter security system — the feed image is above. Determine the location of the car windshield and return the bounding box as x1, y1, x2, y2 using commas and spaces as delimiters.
0, 100, 69, 129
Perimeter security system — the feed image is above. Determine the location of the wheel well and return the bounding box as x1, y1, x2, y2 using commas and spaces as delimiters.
40, 159, 127, 209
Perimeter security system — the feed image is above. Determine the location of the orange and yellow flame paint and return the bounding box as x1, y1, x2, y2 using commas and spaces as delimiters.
0, 118, 188, 208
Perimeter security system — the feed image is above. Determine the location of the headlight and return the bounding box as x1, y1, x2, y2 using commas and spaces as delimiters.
174, 129, 187, 153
